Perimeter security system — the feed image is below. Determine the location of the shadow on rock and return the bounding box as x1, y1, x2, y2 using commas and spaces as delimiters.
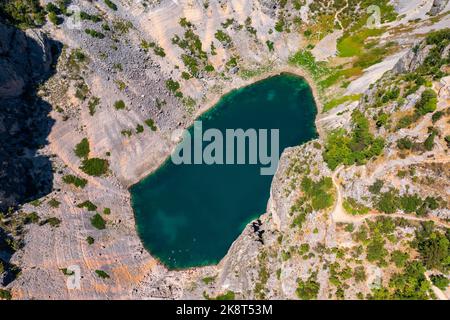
0, 20, 62, 285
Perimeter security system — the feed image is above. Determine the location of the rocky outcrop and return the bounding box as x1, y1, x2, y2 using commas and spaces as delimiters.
428, 0, 450, 16
0, 22, 59, 212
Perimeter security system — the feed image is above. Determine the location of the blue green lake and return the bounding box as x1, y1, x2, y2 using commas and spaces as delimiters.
130, 73, 318, 269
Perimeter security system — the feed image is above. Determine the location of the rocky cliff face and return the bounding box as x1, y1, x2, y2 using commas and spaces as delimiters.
0, 21, 59, 212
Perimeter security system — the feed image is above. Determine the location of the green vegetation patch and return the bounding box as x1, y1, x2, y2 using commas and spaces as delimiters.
296, 273, 320, 300
77, 200, 97, 211
95, 269, 110, 279
323, 94, 361, 112
80, 158, 109, 176
74, 138, 90, 159
62, 175, 87, 188
323, 110, 384, 170
91, 213, 106, 230
337, 28, 385, 57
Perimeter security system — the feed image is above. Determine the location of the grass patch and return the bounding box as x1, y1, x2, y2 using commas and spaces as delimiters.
323, 94, 361, 112
337, 28, 385, 57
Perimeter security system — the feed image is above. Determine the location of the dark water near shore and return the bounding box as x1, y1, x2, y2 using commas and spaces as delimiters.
130, 74, 318, 269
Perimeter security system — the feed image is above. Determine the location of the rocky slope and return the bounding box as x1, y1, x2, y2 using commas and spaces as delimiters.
0, 0, 449, 299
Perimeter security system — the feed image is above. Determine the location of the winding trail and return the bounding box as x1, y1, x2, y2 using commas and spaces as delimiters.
330, 166, 450, 228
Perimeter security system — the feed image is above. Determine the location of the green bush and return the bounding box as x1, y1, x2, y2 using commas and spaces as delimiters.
0, 0, 46, 28
301, 176, 334, 211
39, 217, 61, 227
62, 175, 87, 188
323, 110, 384, 170
77, 200, 97, 211
48, 198, 61, 208
23, 212, 40, 224
84, 28, 105, 39
366, 238, 388, 265
430, 275, 449, 290
86, 236, 95, 245
397, 137, 413, 150
432, 111, 444, 123
424, 132, 436, 151
375, 189, 399, 214
91, 213, 106, 230
391, 250, 409, 268
144, 118, 157, 130
104, 0, 117, 11
0, 289, 12, 300
415, 89, 437, 115
95, 269, 110, 278
165, 79, 180, 92
296, 275, 320, 300
47, 11, 61, 25
415, 225, 449, 271
74, 138, 90, 159
80, 158, 109, 176
114, 100, 126, 110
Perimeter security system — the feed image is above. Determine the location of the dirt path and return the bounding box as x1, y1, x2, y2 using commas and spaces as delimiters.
330, 166, 450, 228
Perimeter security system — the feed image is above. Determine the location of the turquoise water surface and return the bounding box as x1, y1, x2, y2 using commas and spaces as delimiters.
130, 74, 318, 269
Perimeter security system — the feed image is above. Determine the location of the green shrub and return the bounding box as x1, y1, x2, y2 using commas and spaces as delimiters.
24, 212, 40, 224
323, 111, 384, 170
375, 190, 399, 214
136, 124, 144, 134
39, 217, 61, 227
415, 89, 437, 115
91, 213, 106, 230
114, 100, 126, 110
301, 176, 334, 211
80, 158, 109, 176
74, 138, 90, 159
77, 201, 96, 212
343, 198, 370, 215
430, 275, 449, 290
0, 0, 46, 28
47, 11, 61, 25
84, 28, 105, 39
95, 269, 110, 278
62, 175, 87, 188
103, 208, 111, 215
296, 275, 320, 300
368, 179, 384, 194
415, 225, 449, 271
397, 137, 413, 150
88, 96, 100, 116
80, 11, 102, 22
213, 291, 235, 300
366, 238, 388, 265
201, 276, 216, 285
104, 0, 117, 11
86, 236, 95, 245
0, 289, 12, 300
432, 111, 444, 123
424, 132, 436, 151
165, 79, 180, 92
48, 198, 61, 208
399, 194, 423, 214
391, 250, 409, 268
